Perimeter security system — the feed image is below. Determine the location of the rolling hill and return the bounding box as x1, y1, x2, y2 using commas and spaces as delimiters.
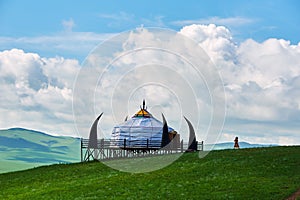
0, 146, 299, 199
0, 128, 80, 173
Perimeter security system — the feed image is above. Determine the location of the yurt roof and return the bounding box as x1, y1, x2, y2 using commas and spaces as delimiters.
112, 100, 174, 132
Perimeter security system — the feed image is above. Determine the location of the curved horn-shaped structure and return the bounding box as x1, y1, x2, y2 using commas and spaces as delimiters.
88, 113, 103, 149
184, 116, 197, 151
161, 113, 171, 148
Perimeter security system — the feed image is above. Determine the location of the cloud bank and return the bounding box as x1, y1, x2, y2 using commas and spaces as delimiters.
0, 24, 299, 145
0, 49, 80, 135
180, 24, 300, 144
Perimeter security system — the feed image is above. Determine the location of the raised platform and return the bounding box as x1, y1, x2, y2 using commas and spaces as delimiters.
81, 138, 203, 162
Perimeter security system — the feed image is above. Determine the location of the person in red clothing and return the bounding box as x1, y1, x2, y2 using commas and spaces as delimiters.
234, 137, 239, 149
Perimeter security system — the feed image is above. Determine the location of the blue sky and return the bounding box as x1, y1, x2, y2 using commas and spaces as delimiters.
0, 0, 300, 145
1, 0, 299, 41
0, 0, 299, 62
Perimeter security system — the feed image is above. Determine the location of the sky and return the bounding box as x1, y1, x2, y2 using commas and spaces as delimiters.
0, 0, 299, 145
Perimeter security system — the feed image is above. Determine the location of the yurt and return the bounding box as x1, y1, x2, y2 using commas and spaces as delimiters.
110, 100, 179, 148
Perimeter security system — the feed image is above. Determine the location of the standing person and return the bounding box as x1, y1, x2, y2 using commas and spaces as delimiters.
234, 137, 239, 149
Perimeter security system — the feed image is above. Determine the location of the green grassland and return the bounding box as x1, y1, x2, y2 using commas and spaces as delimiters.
0, 146, 299, 199
0, 128, 80, 173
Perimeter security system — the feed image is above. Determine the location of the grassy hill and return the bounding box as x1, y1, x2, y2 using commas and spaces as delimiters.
0, 128, 80, 173
0, 146, 299, 199
0, 127, 276, 174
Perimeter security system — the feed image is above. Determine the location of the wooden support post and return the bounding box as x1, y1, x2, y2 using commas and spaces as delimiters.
181, 139, 183, 153
94, 148, 97, 160
80, 138, 83, 162
101, 139, 104, 149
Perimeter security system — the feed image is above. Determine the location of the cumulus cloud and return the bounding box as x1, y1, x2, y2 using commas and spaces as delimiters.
0, 49, 80, 136
180, 24, 237, 62
1, 24, 299, 145
180, 24, 300, 145
73, 28, 223, 142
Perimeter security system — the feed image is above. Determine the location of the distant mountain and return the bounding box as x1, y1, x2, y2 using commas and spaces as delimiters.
0, 128, 80, 173
205, 142, 278, 151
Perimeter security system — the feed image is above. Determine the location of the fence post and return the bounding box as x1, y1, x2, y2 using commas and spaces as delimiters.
181, 139, 183, 153
100, 139, 104, 149
124, 139, 126, 149
147, 139, 149, 149
80, 138, 83, 162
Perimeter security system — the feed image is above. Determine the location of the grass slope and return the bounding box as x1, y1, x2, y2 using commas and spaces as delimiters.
0, 146, 299, 199
0, 128, 80, 173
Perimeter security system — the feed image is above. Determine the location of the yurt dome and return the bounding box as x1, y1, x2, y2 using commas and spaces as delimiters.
110, 100, 177, 148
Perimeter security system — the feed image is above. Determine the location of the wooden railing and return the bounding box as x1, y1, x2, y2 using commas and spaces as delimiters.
81, 138, 203, 150
81, 138, 203, 161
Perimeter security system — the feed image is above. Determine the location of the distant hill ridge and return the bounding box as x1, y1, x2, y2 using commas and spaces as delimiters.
0, 127, 80, 173
7, 127, 77, 138
8, 127, 50, 134
207, 141, 278, 150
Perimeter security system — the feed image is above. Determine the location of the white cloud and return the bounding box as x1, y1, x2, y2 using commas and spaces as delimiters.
179, 24, 237, 62
179, 24, 300, 145
1, 24, 300, 145
0, 49, 80, 136
73, 28, 225, 143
